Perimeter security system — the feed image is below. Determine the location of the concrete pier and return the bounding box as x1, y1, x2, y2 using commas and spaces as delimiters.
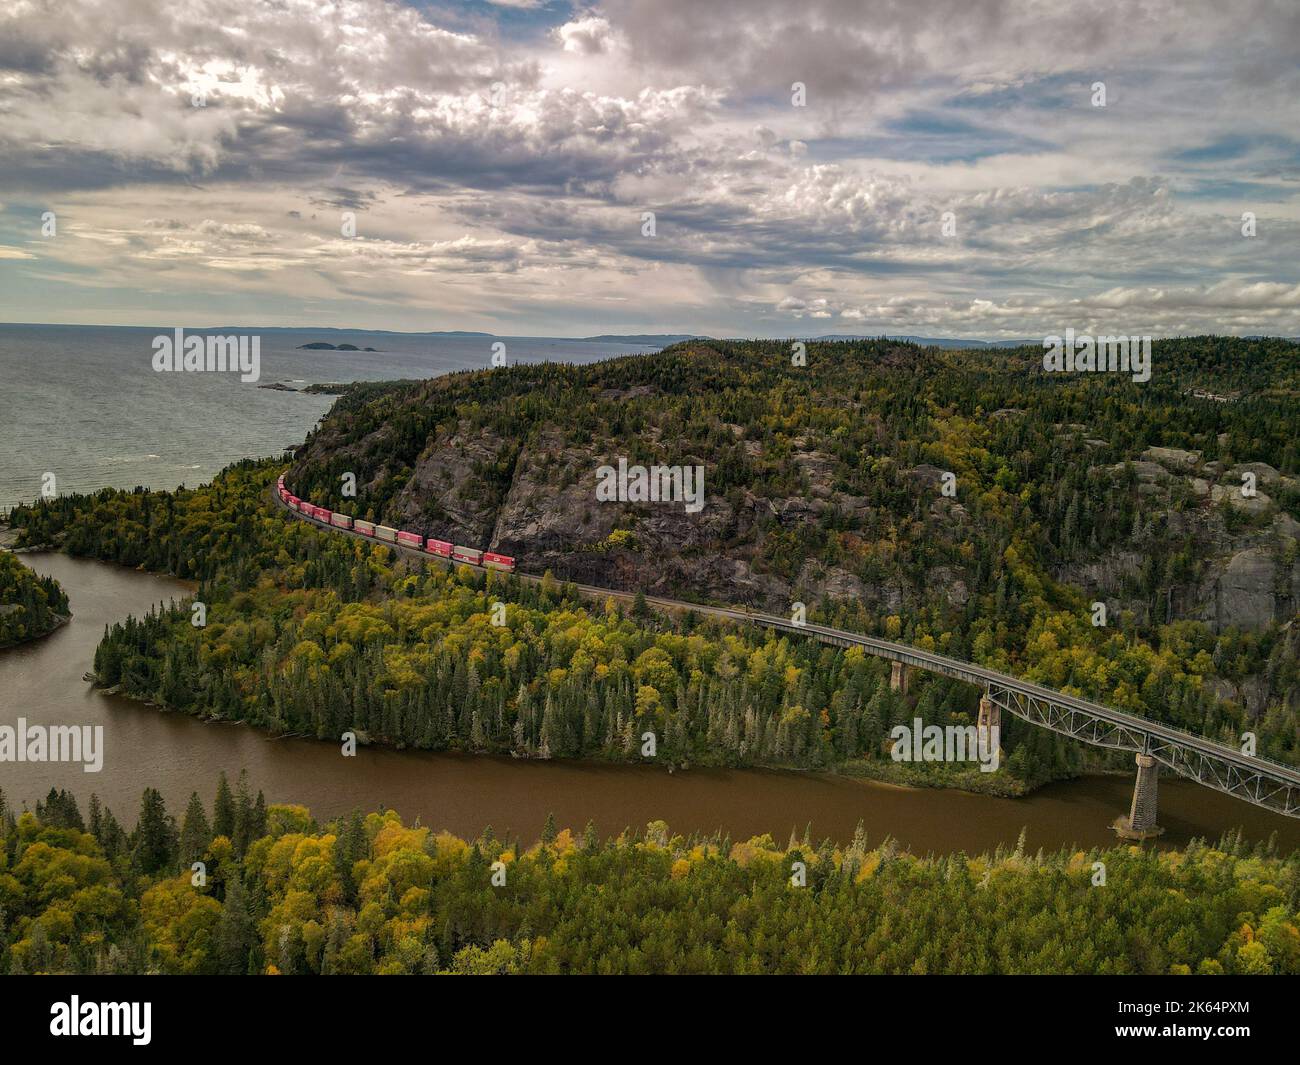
1114, 753, 1164, 840
890, 661, 910, 694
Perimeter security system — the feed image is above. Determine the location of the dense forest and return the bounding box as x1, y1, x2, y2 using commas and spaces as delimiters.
6, 336, 1298, 785
8, 459, 1121, 788
2, 781, 1297, 975
286, 335, 1300, 759
0, 550, 69, 647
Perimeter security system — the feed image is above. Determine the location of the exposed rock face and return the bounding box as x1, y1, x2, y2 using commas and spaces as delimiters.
1109, 460, 1169, 483
1229, 461, 1286, 487
487, 430, 771, 596
793, 559, 911, 612
295, 362, 1298, 638
1142, 446, 1202, 473
1069, 446, 1300, 633
1211, 484, 1272, 514
1200, 547, 1279, 630
1208, 675, 1273, 716
391, 423, 511, 544
930, 566, 970, 608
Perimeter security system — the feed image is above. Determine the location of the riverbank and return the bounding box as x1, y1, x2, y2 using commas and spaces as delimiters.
8, 551, 1300, 853
0, 609, 71, 649
10, 511, 1166, 805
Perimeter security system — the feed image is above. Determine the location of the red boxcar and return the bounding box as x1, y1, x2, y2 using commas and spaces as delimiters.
483, 552, 515, 572
425, 538, 453, 558
396, 530, 423, 549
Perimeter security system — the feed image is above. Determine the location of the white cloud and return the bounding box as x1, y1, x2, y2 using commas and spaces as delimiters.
555, 16, 619, 55
0, 0, 1296, 335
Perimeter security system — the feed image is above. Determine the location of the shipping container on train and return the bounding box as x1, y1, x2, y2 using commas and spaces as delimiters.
278, 484, 515, 572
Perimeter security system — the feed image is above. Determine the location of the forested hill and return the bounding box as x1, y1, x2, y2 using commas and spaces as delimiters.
7, 336, 1300, 777
291, 335, 1298, 630
284, 335, 1300, 751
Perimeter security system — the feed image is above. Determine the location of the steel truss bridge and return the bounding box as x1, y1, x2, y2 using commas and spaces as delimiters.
276, 489, 1300, 827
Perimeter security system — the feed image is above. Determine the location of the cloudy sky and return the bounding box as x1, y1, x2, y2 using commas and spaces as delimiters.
1, 0, 1298, 338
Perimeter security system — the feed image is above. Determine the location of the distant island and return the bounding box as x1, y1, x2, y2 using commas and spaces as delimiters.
297, 342, 379, 351
258, 381, 352, 394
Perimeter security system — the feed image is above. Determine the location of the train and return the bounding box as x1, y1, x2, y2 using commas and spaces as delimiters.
275, 474, 515, 573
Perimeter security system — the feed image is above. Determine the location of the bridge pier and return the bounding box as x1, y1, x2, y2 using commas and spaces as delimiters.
1114, 753, 1164, 840
977, 694, 1001, 760
890, 661, 910, 695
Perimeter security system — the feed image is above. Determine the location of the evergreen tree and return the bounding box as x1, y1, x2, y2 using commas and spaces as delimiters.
132, 788, 177, 875
213, 772, 235, 840
179, 791, 212, 867
215, 874, 257, 976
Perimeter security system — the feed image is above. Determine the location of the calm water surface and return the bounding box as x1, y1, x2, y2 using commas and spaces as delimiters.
0, 324, 663, 511
4, 552, 1300, 853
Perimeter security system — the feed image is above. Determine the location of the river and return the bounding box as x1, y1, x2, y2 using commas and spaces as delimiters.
4, 552, 1300, 854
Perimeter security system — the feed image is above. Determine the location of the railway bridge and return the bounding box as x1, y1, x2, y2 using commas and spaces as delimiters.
276, 488, 1300, 836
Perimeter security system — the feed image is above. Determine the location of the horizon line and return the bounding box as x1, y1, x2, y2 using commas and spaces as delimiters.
0, 321, 1296, 344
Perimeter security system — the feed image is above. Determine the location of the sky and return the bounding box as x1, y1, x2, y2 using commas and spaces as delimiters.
0, 0, 1298, 339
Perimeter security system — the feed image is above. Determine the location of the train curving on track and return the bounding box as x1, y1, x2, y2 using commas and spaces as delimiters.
278, 474, 515, 572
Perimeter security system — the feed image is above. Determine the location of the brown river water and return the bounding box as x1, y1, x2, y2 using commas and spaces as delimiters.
4, 551, 1300, 854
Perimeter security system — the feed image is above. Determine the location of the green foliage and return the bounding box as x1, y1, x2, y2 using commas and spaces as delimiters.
0, 551, 69, 646
2, 784, 1298, 975
8, 336, 1300, 780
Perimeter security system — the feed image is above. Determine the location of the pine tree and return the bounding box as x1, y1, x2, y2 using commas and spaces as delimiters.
215, 874, 257, 975
179, 791, 212, 867
213, 772, 235, 840
132, 788, 177, 875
